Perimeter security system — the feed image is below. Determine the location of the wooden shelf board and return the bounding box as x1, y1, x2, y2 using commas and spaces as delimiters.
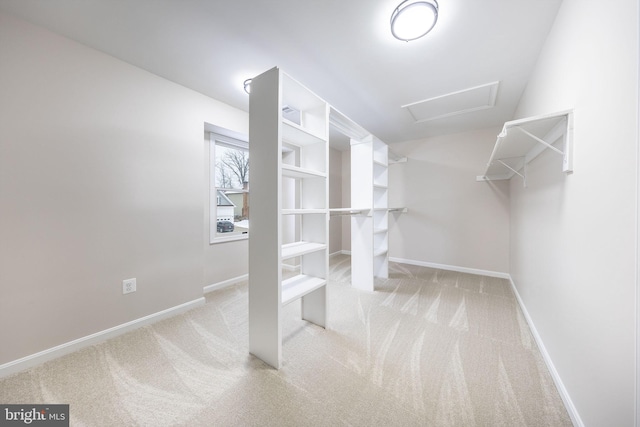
282, 119, 326, 147
281, 274, 326, 305
282, 164, 326, 179
374, 249, 388, 257
281, 241, 326, 259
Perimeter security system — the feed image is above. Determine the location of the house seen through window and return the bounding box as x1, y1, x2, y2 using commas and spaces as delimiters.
209, 128, 249, 243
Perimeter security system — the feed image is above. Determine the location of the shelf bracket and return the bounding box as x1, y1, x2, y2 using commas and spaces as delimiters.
477, 110, 573, 184
512, 126, 564, 156
495, 156, 527, 187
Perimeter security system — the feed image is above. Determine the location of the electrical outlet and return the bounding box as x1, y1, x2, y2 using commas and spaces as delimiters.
122, 278, 136, 294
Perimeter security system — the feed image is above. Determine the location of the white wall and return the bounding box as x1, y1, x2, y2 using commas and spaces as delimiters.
0, 12, 248, 366
509, 0, 639, 425
388, 128, 510, 275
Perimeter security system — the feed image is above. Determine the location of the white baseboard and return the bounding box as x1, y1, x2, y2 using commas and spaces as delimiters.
389, 256, 510, 279
508, 277, 584, 427
203, 274, 248, 293
0, 297, 205, 379
330, 250, 351, 257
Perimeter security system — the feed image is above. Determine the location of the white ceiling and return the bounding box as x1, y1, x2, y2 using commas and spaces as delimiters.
0, 0, 563, 145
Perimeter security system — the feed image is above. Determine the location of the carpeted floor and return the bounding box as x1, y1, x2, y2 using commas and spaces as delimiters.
0, 255, 572, 426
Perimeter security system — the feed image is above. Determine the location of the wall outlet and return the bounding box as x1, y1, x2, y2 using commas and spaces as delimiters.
122, 278, 136, 294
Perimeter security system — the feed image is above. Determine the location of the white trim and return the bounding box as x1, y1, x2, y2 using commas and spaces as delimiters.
329, 250, 351, 258
203, 274, 248, 293
636, 10, 640, 425
636, 12, 640, 424
508, 276, 584, 427
0, 298, 205, 379
402, 81, 500, 123
389, 256, 509, 279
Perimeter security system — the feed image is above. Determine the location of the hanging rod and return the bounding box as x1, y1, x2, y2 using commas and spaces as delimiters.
329, 208, 370, 216
388, 207, 408, 213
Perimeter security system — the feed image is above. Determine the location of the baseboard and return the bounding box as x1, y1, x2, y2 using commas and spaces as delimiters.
389, 256, 510, 279
330, 250, 351, 257
508, 277, 584, 427
0, 297, 205, 379
203, 274, 248, 293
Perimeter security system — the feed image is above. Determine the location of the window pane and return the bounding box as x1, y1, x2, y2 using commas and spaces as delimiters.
215, 144, 249, 190
215, 189, 249, 238
210, 133, 249, 243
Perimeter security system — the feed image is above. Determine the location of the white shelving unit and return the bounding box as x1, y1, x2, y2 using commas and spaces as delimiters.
476, 110, 574, 185
248, 67, 329, 369
350, 135, 391, 291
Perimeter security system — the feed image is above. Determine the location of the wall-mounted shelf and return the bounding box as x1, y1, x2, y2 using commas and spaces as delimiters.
476, 110, 573, 185
388, 150, 408, 164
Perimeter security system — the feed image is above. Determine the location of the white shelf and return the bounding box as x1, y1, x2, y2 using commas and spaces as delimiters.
282, 208, 326, 215
282, 275, 326, 305
282, 164, 326, 179
389, 156, 408, 164
282, 241, 326, 260
477, 110, 573, 183
374, 248, 388, 257
282, 119, 326, 147
373, 228, 388, 234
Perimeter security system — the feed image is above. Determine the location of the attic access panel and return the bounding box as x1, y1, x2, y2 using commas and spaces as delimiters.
477, 110, 573, 183
402, 81, 499, 123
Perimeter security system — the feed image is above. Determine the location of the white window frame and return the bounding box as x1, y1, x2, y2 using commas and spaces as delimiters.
208, 126, 249, 244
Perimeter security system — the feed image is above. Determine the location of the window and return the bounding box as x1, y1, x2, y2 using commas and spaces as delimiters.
208, 127, 249, 243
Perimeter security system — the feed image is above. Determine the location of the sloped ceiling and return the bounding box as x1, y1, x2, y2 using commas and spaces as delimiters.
0, 0, 563, 144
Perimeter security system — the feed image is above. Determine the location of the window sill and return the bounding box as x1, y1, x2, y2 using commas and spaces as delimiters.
210, 234, 248, 245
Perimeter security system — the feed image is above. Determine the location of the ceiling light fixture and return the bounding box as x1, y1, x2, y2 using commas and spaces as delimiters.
243, 78, 252, 94
390, 0, 439, 42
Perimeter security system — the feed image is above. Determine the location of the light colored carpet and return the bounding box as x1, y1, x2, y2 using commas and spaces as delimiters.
0, 255, 572, 426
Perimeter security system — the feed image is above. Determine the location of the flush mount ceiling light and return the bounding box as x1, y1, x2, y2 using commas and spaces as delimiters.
390, 0, 439, 42
243, 78, 252, 94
